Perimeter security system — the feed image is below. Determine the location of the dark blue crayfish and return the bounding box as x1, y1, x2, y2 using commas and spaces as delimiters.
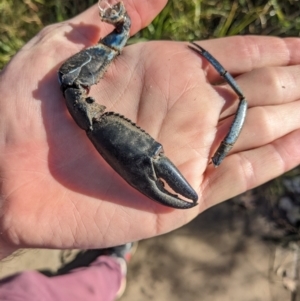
58, 0, 247, 209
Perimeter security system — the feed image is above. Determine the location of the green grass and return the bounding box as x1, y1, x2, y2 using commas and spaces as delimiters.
1, 0, 300, 69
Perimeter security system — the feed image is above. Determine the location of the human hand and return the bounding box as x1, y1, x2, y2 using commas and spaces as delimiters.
1, 0, 300, 258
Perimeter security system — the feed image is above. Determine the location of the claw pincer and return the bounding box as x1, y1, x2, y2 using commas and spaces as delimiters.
88, 113, 198, 209
58, 0, 198, 209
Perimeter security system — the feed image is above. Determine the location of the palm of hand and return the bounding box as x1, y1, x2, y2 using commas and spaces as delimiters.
0, 21, 222, 250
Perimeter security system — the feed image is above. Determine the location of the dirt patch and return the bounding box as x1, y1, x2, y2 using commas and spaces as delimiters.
0, 201, 291, 300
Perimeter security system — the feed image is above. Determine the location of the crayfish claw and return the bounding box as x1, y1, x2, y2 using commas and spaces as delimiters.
142, 178, 198, 209
58, 1, 199, 209
85, 112, 198, 209
154, 155, 198, 204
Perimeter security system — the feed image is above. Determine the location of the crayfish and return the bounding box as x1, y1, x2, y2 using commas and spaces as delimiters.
58, 0, 247, 209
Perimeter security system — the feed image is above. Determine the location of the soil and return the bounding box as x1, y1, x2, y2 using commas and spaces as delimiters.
0, 201, 292, 301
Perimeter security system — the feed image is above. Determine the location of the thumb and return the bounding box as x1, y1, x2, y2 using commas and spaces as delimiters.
71, 0, 168, 37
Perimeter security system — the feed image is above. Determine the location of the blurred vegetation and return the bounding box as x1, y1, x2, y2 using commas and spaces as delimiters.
1, 0, 300, 69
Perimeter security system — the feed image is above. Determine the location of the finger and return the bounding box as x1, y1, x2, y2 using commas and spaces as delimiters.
23, 0, 167, 68
217, 64, 300, 118
217, 100, 300, 155
191, 36, 300, 83
71, 0, 167, 37
234, 64, 300, 107
201, 129, 300, 212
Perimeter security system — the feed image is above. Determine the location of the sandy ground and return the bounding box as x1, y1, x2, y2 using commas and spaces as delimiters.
0, 201, 293, 300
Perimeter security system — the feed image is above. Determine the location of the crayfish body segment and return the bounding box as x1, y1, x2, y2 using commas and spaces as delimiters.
58, 0, 198, 209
